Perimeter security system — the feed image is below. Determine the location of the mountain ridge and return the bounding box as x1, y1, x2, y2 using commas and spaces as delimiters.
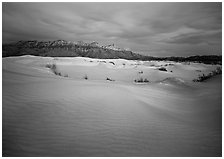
2, 40, 222, 64
3, 40, 143, 60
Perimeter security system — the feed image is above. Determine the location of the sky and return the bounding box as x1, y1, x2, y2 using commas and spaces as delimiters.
2, 2, 222, 57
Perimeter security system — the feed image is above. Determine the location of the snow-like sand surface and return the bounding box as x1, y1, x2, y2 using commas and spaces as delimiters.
2, 56, 222, 156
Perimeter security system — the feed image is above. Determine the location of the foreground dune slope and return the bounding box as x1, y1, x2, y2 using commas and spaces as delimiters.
2, 56, 222, 156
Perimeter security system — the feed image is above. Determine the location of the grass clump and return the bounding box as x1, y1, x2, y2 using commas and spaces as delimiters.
134, 77, 149, 83
46, 63, 60, 75
46, 63, 68, 77
106, 77, 115, 81
158, 67, 167, 71
109, 61, 115, 65
138, 71, 143, 74
84, 74, 88, 80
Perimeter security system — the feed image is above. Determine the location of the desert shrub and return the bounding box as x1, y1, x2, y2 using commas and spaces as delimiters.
84, 74, 88, 80
45, 63, 67, 77
134, 77, 149, 83
139, 71, 143, 74
213, 66, 222, 74
158, 67, 167, 71
109, 61, 115, 65
56, 72, 61, 76
46, 64, 51, 68
46, 63, 54, 69
193, 67, 222, 82
106, 77, 115, 81
193, 74, 210, 82
46, 63, 58, 75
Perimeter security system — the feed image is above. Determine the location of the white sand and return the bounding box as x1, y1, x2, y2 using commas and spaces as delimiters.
2, 55, 221, 156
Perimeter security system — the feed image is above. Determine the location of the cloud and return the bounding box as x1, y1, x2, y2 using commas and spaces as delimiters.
161, 31, 221, 45
2, 2, 222, 56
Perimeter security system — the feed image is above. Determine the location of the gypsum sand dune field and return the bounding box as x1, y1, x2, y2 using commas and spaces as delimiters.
2, 55, 222, 157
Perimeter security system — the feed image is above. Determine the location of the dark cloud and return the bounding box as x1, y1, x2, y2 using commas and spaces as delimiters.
2, 2, 222, 56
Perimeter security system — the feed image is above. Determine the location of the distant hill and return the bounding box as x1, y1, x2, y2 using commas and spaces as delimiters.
2, 40, 222, 64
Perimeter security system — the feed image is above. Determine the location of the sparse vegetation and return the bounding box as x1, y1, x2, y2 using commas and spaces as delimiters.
84, 74, 88, 80
106, 77, 115, 81
45, 63, 54, 69
109, 61, 115, 65
134, 77, 149, 83
46, 63, 60, 75
193, 67, 222, 82
139, 71, 143, 74
158, 67, 167, 71
45, 63, 68, 77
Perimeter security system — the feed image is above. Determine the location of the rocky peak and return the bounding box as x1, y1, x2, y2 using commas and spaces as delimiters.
12, 40, 131, 52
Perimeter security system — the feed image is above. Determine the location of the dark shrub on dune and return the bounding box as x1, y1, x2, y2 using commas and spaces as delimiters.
193, 67, 222, 82
46, 63, 58, 75
134, 78, 149, 83
139, 71, 143, 74
84, 74, 88, 80
106, 77, 115, 81
45, 63, 66, 77
109, 61, 115, 65
158, 67, 167, 71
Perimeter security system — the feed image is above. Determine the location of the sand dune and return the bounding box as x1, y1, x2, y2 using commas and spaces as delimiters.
2, 56, 222, 156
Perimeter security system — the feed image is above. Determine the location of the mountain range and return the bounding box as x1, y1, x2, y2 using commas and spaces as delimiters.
2, 40, 221, 64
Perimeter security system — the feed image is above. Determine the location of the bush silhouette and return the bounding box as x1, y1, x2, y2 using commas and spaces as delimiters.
46, 63, 59, 75
84, 74, 88, 80
193, 67, 222, 82
46, 63, 67, 77
158, 67, 167, 71
106, 77, 115, 81
139, 71, 143, 74
109, 61, 115, 65
134, 77, 149, 83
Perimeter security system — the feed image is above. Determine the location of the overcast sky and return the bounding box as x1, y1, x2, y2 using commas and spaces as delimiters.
2, 2, 222, 56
